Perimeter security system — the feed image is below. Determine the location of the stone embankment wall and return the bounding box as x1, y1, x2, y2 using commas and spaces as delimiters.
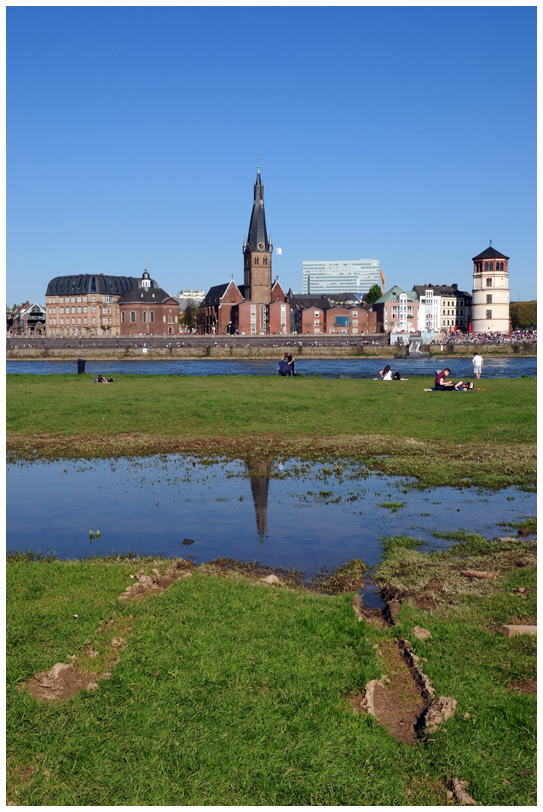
6, 342, 536, 362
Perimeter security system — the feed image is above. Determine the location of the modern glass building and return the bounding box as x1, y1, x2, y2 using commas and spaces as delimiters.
302, 259, 382, 295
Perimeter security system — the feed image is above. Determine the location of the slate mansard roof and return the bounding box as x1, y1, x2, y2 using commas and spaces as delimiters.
46, 273, 158, 297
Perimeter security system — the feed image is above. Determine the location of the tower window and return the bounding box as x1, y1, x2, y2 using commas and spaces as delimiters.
489, 262, 493, 271
263, 257, 267, 265
486, 310, 492, 319
486, 278, 492, 287
254, 257, 259, 265
486, 294, 492, 304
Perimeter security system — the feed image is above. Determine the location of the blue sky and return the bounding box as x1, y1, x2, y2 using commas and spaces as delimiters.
7, 5, 536, 306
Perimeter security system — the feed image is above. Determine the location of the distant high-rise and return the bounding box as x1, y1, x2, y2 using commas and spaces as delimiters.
302, 259, 381, 295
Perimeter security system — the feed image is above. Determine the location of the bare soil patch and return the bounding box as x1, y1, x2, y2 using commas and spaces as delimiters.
507, 679, 537, 695
21, 661, 110, 702
351, 639, 428, 744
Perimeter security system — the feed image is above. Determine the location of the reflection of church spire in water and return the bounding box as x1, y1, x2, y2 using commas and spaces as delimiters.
245, 457, 274, 541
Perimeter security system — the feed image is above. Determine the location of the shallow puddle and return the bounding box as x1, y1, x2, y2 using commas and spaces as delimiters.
6, 456, 535, 578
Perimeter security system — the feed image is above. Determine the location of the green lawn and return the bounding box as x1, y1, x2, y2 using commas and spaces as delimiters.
6, 374, 536, 444
6, 553, 536, 805
7, 374, 536, 490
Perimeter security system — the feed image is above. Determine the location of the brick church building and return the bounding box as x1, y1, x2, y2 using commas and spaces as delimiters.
198, 168, 290, 335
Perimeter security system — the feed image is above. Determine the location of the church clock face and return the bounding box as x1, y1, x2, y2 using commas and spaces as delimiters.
258, 242, 264, 250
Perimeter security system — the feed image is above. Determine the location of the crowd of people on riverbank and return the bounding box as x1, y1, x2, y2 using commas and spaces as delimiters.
440, 329, 536, 345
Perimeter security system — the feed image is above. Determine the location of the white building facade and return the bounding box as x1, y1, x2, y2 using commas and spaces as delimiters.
302, 259, 382, 295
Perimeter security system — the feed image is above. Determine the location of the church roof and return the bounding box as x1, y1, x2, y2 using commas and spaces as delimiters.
472, 246, 509, 261
201, 281, 245, 307
202, 283, 230, 307
245, 168, 269, 253
119, 286, 177, 305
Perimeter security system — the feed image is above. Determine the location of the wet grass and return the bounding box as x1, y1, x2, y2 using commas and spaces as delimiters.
497, 516, 537, 534
378, 501, 406, 512
6, 375, 537, 490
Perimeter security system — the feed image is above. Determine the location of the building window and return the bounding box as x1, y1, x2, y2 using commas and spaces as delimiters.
486, 278, 492, 287
489, 262, 493, 271
484, 263, 488, 272
486, 294, 492, 304
143, 311, 147, 322
263, 257, 267, 265
92, 317, 96, 324
92, 306, 96, 313
84, 318, 87, 324
150, 312, 154, 322
486, 310, 492, 319
254, 257, 259, 265
130, 312, 136, 323
121, 312, 125, 323
92, 296, 96, 302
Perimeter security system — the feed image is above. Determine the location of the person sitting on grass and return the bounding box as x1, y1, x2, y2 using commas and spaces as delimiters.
424, 369, 465, 391
379, 364, 393, 380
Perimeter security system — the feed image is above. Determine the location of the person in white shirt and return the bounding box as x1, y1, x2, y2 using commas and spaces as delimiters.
472, 352, 483, 379
379, 364, 393, 380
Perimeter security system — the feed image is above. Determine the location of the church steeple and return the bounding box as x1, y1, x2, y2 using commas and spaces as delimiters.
246, 166, 269, 252
243, 166, 273, 305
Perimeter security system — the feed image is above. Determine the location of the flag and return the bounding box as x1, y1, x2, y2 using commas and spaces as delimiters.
275, 247, 282, 255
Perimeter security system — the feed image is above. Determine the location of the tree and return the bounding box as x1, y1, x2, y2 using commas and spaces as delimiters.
365, 284, 383, 305
181, 300, 198, 331
510, 301, 537, 330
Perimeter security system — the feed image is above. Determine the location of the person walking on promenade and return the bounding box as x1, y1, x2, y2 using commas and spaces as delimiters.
472, 352, 483, 379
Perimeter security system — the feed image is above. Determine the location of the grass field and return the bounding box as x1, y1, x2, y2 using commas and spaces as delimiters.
6, 374, 537, 489
6, 540, 536, 806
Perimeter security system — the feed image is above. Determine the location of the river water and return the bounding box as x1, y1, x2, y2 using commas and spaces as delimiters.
7, 456, 535, 577
5, 356, 536, 379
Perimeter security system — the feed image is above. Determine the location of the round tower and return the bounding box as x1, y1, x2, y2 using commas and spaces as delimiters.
471, 244, 510, 333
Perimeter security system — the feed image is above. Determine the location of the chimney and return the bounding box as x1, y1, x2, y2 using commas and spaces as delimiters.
452, 283, 458, 290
